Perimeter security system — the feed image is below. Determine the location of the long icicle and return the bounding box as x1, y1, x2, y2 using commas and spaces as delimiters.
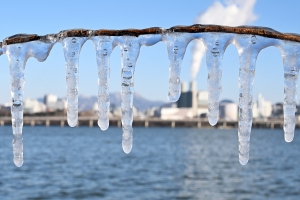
2, 39, 54, 167
8, 46, 25, 167
117, 36, 140, 154
202, 33, 232, 126
281, 42, 300, 142
162, 32, 194, 102
235, 35, 260, 165
61, 37, 87, 127
117, 34, 161, 153
91, 36, 116, 130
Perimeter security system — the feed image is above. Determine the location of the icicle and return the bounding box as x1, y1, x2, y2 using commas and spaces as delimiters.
162, 32, 194, 102
2, 37, 54, 167
60, 36, 88, 127
280, 42, 300, 142
202, 33, 232, 125
116, 34, 161, 154
91, 36, 116, 130
234, 35, 262, 165
116, 36, 140, 154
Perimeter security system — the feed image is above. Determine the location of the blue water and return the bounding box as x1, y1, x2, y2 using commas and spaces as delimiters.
0, 126, 299, 200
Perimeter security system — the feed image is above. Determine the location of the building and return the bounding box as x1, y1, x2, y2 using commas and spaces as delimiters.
219, 100, 238, 121
272, 103, 283, 118
44, 94, 67, 112
144, 107, 161, 118
161, 81, 208, 119
161, 107, 194, 120
44, 94, 57, 105
23, 98, 46, 114
197, 90, 209, 117
252, 93, 272, 119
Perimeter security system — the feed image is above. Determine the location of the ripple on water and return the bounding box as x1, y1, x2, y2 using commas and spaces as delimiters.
0, 127, 298, 199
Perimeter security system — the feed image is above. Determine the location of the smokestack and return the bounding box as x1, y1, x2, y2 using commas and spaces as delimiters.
190, 81, 198, 117
181, 82, 188, 93
177, 82, 188, 108
190, 81, 197, 92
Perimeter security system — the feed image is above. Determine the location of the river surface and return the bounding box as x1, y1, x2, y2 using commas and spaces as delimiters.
0, 126, 299, 200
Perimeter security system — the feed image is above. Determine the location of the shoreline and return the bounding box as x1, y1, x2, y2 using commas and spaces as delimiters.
0, 116, 293, 129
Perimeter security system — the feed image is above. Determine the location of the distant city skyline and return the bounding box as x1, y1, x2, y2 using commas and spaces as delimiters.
0, 1, 300, 105
1, 89, 283, 109
0, 90, 283, 106
0, 85, 283, 122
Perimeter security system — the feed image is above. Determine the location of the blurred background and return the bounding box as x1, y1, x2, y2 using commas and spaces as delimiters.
0, 0, 299, 199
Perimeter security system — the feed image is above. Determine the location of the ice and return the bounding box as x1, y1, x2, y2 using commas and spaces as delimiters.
280, 42, 300, 142
60, 35, 88, 127
90, 34, 161, 133
91, 36, 116, 130
183, 32, 298, 165
1, 26, 300, 166
162, 32, 194, 102
138, 34, 162, 46
193, 33, 300, 165
115, 36, 140, 154
230, 34, 300, 164
114, 34, 161, 154
2, 38, 54, 167
201, 33, 233, 125
234, 35, 260, 165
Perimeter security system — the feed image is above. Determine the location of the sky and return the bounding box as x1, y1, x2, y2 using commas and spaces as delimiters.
0, 0, 300, 105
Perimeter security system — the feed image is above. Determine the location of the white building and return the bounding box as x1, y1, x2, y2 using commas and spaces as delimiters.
198, 90, 208, 106
161, 107, 194, 120
44, 94, 67, 112
219, 100, 238, 121
23, 98, 46, 114
197, 90, 209, 117
44, 94, 57, 105
252, 93, 272, 118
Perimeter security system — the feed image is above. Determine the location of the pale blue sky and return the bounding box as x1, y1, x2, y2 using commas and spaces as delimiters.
0, 1, 299, 104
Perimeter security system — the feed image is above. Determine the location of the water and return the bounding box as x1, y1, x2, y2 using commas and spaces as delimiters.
0, 126, 299, 200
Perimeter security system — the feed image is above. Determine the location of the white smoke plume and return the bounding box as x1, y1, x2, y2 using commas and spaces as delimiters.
190, 0, 257, 80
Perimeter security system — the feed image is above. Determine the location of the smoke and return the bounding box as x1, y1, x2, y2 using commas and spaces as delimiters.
190, 0, 257, 80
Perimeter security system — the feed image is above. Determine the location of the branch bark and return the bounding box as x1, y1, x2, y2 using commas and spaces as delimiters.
2, 24, 300, 45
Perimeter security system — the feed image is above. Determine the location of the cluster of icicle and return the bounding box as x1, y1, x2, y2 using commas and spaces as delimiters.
0, 28, 299, 167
